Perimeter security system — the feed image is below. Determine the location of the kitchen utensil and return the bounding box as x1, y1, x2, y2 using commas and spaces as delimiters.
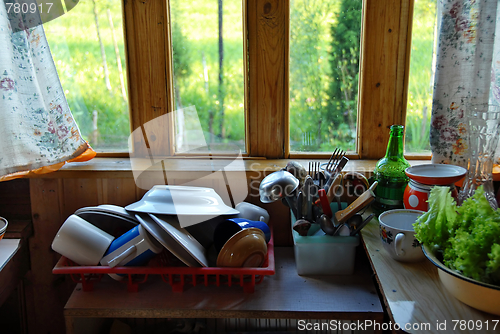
340, 172, 369, 204
293, 219, 311, 236
135, 213, 202, 267
326, 172, 343, 203
324, 148, 345, 176
260, 171, 299, 218
324, 157, 349, 193
297, 191, 304, 219
284, 161, 307, 186
405, 164, 467, 186
314, 171, 327, 188
51, 215, 115, 266
346, 213, 362, 228
327, 173, 344, 213
317, 213, 335, 235
235, 202, 270, 223
422, 244, 500, 316
213, 218, 271, 253
302, 176, 314, 221
318, 189, 332, 218
100, 224, 163, 280
379, 209, 425, 262
216, 228, 267, 268
333, 181, 378, 225
75, 204, 139, 223
350, 213, 374, 236
149, 213, 209, 267
308, 182, 321, 216
308, 161, 320, 178
75, 210, 139, 238
333, 223, 351, 236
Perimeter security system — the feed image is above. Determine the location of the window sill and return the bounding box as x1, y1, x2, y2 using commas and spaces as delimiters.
30, 157, 432, 179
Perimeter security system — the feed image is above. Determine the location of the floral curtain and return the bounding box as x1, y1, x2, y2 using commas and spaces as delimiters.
430, 0, 500, 166
0, 1, 95, 181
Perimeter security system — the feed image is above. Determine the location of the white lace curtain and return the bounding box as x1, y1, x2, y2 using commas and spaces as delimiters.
0, 1, 94, 181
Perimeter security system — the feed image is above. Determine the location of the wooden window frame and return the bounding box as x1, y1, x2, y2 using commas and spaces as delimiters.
120, 0, 426, 161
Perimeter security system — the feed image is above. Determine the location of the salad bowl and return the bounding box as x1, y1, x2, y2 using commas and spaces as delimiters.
422, 245, 500, 316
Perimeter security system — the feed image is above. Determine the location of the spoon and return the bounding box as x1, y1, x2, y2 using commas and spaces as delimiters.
297, 191, 304, 219
346, 213, 363, 228
350, 213, 375, 236
317, 214, 335, 235
333, 223, 351, 236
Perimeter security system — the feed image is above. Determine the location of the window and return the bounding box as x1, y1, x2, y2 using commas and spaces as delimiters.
45, 0, 129, 152
170, 0, 245, 154
405, 0, 437, 155
289, 0, 362, 154
49, 0, 425, 160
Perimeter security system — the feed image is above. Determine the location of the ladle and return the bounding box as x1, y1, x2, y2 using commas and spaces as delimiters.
293, 219, 312, 236
259, 170, 299, 216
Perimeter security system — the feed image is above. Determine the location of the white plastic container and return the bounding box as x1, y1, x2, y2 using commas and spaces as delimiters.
291, 212, 359, 276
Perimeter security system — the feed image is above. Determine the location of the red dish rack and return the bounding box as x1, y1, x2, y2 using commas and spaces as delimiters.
52, 231, 275, 294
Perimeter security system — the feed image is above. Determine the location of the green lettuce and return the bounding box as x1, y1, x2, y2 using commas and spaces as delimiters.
414, 186, 458, 251
413, 186, 500, 285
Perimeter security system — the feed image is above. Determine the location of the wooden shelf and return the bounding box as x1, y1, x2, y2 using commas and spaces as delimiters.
64, 247, 384, 333
361, 216, 499, 334
26, 157, 432, 179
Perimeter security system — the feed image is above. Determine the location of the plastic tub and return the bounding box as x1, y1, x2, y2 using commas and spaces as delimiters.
291, 205, 359, 276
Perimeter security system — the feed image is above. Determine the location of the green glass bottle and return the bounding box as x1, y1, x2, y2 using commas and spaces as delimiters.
370, 125, 410, 215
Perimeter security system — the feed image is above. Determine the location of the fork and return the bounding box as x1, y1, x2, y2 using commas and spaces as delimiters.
325, 148, 345, 176
308, 161, 320, 178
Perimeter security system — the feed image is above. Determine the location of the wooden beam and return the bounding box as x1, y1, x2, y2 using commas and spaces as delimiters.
123, 0, 175, 157
247, 0, 288, 158
358, 0, 413, 159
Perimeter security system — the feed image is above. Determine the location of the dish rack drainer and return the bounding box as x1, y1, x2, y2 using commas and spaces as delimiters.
52, 232, 275, 294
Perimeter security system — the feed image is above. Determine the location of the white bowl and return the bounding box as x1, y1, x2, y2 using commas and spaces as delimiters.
423, 245, 500, 315
125, 185, 239, 228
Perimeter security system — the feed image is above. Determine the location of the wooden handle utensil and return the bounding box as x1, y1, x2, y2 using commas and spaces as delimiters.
334, 181, 378, 224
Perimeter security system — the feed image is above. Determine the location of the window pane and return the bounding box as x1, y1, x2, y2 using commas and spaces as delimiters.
289, 0, 362, 153
44, 0, 129, 152
171, 0, 245, 154
405, 0, 436, 154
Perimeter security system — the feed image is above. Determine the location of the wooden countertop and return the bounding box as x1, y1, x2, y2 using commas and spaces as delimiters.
64, 247, 384, 321
361, 216, 500, 333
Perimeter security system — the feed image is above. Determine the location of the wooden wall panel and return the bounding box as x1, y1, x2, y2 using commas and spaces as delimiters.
101, 178, 138, 207
0, 179, 31, 221
26, 179, 72, 334
61, 179, 101, 219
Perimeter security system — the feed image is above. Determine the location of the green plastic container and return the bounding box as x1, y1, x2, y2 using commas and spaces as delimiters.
291, 203, 360, 276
